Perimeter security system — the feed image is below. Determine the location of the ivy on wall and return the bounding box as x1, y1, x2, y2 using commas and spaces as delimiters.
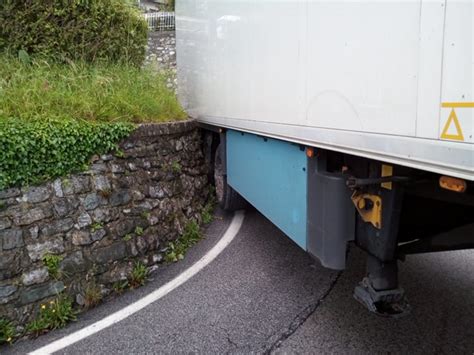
0, 118, 133, 189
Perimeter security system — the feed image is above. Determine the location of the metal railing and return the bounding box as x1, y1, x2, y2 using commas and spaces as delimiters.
143, 12, 175, 31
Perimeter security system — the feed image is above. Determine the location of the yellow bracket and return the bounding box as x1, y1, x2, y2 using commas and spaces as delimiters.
351, 192, 382, 229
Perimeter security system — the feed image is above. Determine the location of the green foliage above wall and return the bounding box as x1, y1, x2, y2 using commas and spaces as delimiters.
0, 0, 148, 66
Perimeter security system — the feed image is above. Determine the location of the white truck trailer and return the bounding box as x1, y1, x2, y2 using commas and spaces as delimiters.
176, 0, 474, 316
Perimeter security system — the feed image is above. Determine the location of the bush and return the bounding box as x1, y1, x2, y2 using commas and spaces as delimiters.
0, 0, 148, 66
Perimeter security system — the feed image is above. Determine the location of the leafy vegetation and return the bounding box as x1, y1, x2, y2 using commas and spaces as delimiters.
42, 254, 63, 279
123, 233, 133, 242
0, 117, 132, 189
91, 222, 104, 233
0, 318, 16, 345
0, 0, 148, 66
129, 262, 148, 288
0, 55, 186, 189
171, 161, 182, 173
26, 296, 76, 337
165, 221, 202, 263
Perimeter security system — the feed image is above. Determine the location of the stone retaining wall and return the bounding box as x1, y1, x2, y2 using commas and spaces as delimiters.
145, 31, 177, 91
0, 120, 209, 327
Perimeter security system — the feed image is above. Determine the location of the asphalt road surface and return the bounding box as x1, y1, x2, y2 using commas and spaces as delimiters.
6, 209, 474, 354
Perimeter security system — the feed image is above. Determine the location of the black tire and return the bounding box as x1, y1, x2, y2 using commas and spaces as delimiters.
214, 144, 247, 211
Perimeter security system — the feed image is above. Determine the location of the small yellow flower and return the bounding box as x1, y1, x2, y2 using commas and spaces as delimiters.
7, 337, 12, 342
52, 309, 56, 313
41, 304, 46, 309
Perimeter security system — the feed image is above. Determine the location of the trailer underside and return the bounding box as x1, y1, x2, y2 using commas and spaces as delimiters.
205, 127, 474, 317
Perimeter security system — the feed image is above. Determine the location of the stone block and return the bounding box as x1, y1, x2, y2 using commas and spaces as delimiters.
72, 176, 91, 194
52, 179, 64, 197
71, 230, 92, 246
22, 186, 50, 203
41, 218, 74, 237
0, 250, 18, 271
77, 212, 92, 228
52, 197, 79, 217
0, 229, 24, 250
22, 268, 49, 286
60, 251, 86, 274
20, 281, 64, 305
109, 190, 131, 206
82, 193, 100, 210
108, 219, 135, 238
91, 243, 127, 264
92, 208, 116, 223
0, 188, 20, 199
26, 237, 65, 261
29, 225, 39, 239
131, 190, 145, 201
100, 154, 114, 161
0, 217, 11, 231
111, 164, 125, 174
0, 285, 18, 304
91, 163, 107, 172
14, 207, 51, 226
98, 263, 132, 284
149, 186, 165, 199
93, 176, 111, 192
91, 229, 106, 242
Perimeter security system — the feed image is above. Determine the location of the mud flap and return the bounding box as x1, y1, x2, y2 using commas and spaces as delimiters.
307, 152, 355, 270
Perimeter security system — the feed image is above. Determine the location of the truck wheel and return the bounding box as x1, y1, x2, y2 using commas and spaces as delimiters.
214, 145, 247, 211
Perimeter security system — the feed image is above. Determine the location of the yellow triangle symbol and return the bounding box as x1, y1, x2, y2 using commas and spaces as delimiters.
441, 109, 464, 141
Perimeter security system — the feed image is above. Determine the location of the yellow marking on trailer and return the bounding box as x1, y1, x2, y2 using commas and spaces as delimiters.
441, 102, 474, 108
381, 164, 393, 190
440, 109, 464, 141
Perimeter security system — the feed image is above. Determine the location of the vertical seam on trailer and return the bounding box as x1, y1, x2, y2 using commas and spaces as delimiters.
437, 0, 448, 139
415, 0, 423, 136
304, 0, 309, 125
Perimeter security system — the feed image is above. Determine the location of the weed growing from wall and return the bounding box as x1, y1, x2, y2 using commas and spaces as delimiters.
26, 296, 76, 338
42, 254, 64, 280
0, 318, 16, 345
165, 221, 202, 263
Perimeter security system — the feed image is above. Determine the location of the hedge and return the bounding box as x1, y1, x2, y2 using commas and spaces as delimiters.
0, 0, 148, 66
0, 118, 134, 189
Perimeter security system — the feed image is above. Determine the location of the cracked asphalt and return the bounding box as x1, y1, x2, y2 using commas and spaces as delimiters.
5, 208, 474, 354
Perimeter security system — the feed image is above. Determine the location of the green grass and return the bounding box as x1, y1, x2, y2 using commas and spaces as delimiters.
0, 54, 186, 123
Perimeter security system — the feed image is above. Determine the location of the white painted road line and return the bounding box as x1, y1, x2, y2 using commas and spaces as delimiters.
30, 210, 246, 355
